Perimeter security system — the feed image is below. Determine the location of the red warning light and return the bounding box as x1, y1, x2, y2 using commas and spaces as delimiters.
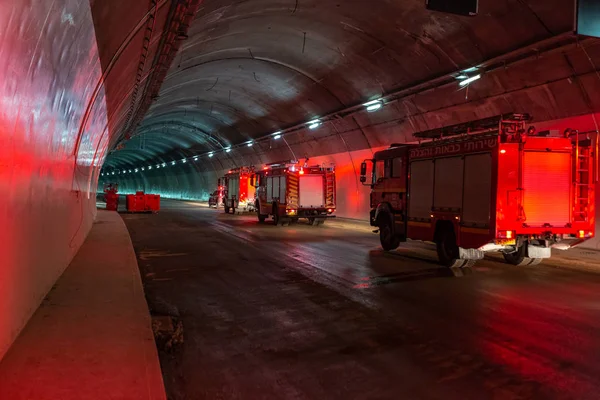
299, 169, 305, 175
500, 149, 507, 154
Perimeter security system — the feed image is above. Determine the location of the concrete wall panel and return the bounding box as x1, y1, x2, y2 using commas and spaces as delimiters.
0, 1, 108, 360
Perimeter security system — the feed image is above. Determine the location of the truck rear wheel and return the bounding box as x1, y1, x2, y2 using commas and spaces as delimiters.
257, 211, 266, 223
379, 216, 400, 251
436, 228, 465, 268
503, 245, 542, 266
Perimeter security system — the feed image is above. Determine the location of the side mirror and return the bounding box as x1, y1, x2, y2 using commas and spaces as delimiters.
360, 162, 367, 176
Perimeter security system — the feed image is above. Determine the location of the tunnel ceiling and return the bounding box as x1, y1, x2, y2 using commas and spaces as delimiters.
105, 0, 577, 168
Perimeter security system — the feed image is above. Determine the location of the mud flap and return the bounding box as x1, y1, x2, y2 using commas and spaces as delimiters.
278, 217, 292, 227
459, 248, 485, 260
527, 245, 552, 259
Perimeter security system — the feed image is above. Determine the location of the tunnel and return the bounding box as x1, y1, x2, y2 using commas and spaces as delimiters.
3, 0, 600, 397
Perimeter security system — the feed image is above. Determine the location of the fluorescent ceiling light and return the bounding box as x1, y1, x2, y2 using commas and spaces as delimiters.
247, 141, 254, 147
182, 159, 187, 163
193, 156, 198, 161
307, 119, 321, 129
455, 74, 468, 80
462, 66, 478, 73
148, 166, 152, 170
225, 148, 231, 153
208, 152, 214, 157
363, 99, 382, 107
459, 74, 481, 87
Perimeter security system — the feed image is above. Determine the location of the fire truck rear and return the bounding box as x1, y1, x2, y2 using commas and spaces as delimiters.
361, 114, 596, 268
254, 161, 336, 225
222, 166, 256, 214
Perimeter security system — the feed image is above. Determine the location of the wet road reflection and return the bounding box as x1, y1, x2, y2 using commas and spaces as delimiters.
123, 200, 600, 400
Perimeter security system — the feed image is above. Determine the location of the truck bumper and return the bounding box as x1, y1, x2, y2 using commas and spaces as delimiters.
294, 209, 335, 218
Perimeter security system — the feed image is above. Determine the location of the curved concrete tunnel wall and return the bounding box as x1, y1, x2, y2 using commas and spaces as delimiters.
0, 2, 109, 360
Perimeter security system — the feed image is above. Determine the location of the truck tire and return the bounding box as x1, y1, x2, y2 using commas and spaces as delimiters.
436, 228, 464, 268
503, 244, 542, 266
258, 211, 266, 223
379, 215, 400, 251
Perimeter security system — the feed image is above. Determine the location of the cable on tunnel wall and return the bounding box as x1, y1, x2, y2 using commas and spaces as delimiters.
122, 0, 158, 138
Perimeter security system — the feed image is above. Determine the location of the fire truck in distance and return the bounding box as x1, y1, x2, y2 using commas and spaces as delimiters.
208, 186, 224, 208
253, 160, 336, 225
360, 113, 596, 268
221, 166, 256, 214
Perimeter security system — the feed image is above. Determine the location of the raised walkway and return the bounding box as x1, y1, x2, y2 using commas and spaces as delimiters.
0, 210, 165, 400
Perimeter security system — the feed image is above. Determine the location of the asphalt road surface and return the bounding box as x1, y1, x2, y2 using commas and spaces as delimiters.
121, 200, 600, 400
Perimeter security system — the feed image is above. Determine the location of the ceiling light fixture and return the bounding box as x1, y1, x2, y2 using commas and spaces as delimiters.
307, 119, 321, 130
247, 141, 254, 147
208, 152, 214, 158
363, 99, 383, 112
225, 147, 231, 153
459, 74, 481, 87
273, 131, 282, 139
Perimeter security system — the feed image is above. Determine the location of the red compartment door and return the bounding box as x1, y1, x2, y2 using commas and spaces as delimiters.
522, 151, 571, 227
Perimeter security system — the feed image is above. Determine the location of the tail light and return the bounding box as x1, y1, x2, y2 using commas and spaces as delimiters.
327, 208, 334, 213
579, 230, 594, 238
498, 230, 513, 239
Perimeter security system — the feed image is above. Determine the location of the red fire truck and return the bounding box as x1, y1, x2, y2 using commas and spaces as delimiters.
222, 166, 256, 214
253, 161, 336, 225
361, 114, 596, 268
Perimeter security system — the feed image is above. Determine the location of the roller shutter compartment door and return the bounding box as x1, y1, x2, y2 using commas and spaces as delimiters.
433, 156, 464, 211
462, 153, 492, 225
408, 160, 434, 219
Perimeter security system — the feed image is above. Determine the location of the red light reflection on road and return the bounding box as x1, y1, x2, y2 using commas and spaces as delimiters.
478, 286, 597, 396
